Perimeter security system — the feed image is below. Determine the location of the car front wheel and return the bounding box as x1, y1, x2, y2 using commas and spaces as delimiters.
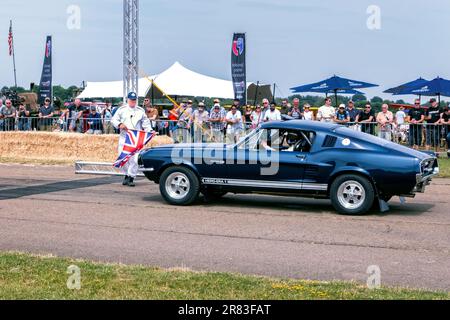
159, 166, 200, 205
330, 174, 375, 215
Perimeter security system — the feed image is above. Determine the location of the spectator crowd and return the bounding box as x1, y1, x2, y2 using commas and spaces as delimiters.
1, 96, 449, 153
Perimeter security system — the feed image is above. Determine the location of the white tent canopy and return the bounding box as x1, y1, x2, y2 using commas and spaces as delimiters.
77, 78, 152, 99
77, 61, 272, 101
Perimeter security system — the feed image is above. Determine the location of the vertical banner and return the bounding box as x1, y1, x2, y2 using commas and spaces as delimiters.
38, 36, 52, 105
231, 33, 246, 106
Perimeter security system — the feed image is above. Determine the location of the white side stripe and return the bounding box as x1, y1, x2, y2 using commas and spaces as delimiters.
201, 178, 327, 191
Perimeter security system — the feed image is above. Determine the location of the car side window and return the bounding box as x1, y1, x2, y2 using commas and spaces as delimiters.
277, 129, 315, 153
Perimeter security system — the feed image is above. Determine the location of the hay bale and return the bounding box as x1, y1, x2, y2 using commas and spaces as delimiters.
0, 132, 173, 163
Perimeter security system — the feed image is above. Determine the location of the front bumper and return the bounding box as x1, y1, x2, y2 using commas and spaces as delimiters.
413, 166, 439, 193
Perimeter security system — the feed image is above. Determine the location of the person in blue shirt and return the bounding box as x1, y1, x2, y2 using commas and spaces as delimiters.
334, 104, 350, 125
86, 106, 103, 134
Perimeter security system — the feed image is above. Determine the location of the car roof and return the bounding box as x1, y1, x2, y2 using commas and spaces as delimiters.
260, 120, 340, 132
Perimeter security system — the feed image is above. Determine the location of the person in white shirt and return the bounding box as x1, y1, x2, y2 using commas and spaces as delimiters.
394, 106, 407, 143
264, 102, 282, 122
303, 104, 314, 121
250, 104, 264, 129
111, 92, 154, 187
226, 105, 243, 144
317, 97, 336, 122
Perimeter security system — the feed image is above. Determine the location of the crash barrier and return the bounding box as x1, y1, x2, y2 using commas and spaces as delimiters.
1, 117, 449, 151
0, 131, 173, 163
75, 161, 145, 177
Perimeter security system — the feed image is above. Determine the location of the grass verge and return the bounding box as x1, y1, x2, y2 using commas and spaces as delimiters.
0, 252, 448, 300
438, 158, 450, 178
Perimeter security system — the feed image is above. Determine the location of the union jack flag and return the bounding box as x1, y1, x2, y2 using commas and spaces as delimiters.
113, 130, 156, 168
8, 21, 13, 56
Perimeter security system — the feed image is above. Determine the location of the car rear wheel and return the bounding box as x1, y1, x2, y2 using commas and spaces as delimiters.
330, 174, 375, 215
159, 167, 200, 205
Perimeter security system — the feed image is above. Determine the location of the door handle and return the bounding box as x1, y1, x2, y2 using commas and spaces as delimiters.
296, 154, 306, 160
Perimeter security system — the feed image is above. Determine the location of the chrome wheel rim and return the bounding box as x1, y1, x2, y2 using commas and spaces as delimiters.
165, 172, 190, 200
337, 180, 366, 210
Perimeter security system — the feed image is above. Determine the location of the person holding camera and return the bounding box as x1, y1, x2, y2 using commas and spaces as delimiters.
17, 103, 30, 131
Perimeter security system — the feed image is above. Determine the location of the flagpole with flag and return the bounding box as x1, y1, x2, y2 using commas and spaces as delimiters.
8, 20, 17, 88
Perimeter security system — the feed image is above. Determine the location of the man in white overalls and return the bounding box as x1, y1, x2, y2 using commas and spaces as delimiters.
111, 92, 153, 187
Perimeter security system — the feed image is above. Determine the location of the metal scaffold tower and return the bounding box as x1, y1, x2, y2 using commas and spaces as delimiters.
123, 0, 139, 102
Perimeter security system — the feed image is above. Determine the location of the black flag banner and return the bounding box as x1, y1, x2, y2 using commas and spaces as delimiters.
38, 36, 52, 105
231, 33, 246, 106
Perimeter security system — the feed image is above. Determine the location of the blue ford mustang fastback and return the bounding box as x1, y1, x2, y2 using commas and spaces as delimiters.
138, 120, 439, 215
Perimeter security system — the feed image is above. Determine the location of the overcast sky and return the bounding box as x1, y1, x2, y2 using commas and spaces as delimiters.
1, 0, 449, 101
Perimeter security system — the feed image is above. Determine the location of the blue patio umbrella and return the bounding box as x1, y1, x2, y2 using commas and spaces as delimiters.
290, 75, 378, 107
291, 88, 364, 95
394, 76, 450, 106
384, 77, 428, 94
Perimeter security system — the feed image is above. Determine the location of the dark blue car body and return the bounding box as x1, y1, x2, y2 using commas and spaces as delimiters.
139, 120, 439, 214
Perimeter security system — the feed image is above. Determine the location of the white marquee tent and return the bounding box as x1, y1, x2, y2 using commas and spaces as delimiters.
77, 62, 272, 101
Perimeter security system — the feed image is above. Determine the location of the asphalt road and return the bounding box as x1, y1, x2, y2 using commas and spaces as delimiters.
0, 163, 449, 291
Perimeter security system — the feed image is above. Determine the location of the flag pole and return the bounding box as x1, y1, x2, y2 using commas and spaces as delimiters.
10, 20, 18, 88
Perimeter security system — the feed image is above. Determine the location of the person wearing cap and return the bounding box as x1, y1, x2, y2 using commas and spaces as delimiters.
38, 97, 55, 132
86, 106, 103, 135
425, 98, 443, 150
111, 92, 154, 187
209, 101, 226, 142
376, 104, 394, 141
191, 102, 209, 143
317, 98, 335, 122
334, 104, 350, 125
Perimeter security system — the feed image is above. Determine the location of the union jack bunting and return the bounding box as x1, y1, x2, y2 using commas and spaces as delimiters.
113, 130, 156, 168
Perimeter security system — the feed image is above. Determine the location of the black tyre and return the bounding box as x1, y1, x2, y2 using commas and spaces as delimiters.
159, 166, 200, 205
330, 174, 375, 215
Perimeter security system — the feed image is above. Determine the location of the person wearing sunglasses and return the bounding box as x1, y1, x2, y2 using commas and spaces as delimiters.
0, 99, 17, 131
407, 99, 425, 150
358, 103, 375, 135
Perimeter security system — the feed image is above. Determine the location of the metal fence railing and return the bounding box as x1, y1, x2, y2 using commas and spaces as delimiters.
1, 117, 449, 152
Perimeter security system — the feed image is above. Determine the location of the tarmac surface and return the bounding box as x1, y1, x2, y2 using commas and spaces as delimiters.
0, 163, 449, 291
